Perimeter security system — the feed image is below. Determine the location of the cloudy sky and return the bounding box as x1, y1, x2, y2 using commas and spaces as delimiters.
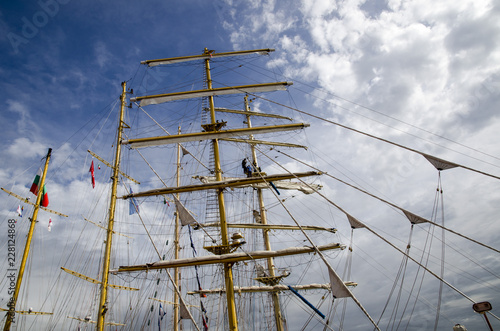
1, 0, 500, 330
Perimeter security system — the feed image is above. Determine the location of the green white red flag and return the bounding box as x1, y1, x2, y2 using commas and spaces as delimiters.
30, 168, 49, 207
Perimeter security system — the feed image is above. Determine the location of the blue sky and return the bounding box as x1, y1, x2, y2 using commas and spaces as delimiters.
1, 0, 500, 330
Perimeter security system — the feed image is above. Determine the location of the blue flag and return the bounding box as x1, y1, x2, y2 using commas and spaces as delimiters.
129, 187, 139, 215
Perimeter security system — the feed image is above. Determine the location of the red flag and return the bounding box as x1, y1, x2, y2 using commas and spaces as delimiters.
89, 160, 95, 188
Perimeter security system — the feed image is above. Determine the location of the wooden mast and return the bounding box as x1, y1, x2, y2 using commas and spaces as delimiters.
174, 126, 181, 330
3, 148, 52, 331
243, 95, 285, 331
203, 47, 239, 331
96, 81, 127, 331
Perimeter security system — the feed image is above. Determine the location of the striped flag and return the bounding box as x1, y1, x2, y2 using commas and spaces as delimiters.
30, 169, 49, 207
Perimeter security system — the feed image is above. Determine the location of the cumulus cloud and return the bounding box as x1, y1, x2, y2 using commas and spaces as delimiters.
7, 137, 46, 159
6, 100, 39, 137
216, 1, 500, 329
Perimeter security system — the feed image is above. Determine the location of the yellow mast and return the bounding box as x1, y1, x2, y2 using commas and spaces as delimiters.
96, 81, 127, 331
174, 126, 181, 331
203, 48, 239, 331
243, 96, 285, 330
3, 148, 52, 331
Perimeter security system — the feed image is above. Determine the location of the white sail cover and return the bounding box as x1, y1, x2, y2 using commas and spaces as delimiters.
173, 196, 197, 226
402, 210, 428, 224
142, 49, 275, 66
327, 264, 352, 299
347, 214, 365, 229
132, 82, 292, 107
180, 145, 190, 156
179, 297, 191, 320
423, 154, 459, 171
122, 123, 308, 148
194, 176, 321, 194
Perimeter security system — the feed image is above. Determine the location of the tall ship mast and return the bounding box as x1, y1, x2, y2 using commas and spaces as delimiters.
112, 48, 348, 330
1, 47, 499, 330
1, 148, 68, 330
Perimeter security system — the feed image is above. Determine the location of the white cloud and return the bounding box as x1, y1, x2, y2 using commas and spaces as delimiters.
1, 1, 499, 329
216, 1, 500, 329
6, 100, 39, 137
7, 137, 46, 159
95, 41, 111, 69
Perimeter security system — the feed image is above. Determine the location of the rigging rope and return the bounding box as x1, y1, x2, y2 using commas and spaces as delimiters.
433, 173, 446, 331
376, 226, 413, 330
252, 148, 381, 331
127, 145, 216, 242
135, 102, 212, 172
339, 230, 354, 331
277, 149, 500, 255
259, 146, 500, 324
242, 57, 500, 164
251, 93, 500, 180
187, 225, 209, 330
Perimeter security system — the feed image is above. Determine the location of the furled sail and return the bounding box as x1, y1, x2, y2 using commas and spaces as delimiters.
131, 82, 292, 107
122, 123, 308, 148
141, 48, 275, 66
194, 175, 321, 194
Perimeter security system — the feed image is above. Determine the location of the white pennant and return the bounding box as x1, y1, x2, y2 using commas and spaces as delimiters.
173, 196, 197, 226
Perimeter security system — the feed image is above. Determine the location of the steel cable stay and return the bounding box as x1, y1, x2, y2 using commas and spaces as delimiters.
381, 196, 441, 331
251, 92, 500, 179
375, 226, 414, 330
240, 59, 500, 165
396, 226, 434, 331
282, 291, 334, 331
433, 172, 446, 331
300, 293, 330, 330
276, 145, 500, 327
403, 222, 438, 330
277, 149, 500, 255
133, 102, 212, 172
249, 147, 381, 330
339, 230, 354, 331
389, 235, 412, 331
258, 145, 500, 324
123, 141, 216, 243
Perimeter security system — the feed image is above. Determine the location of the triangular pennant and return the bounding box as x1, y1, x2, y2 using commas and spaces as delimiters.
180, 145, 190, 156
347, 214, 365, 229
423, 154, 459, 171
402, 210, 428, 224
327, 263, 352, 299
173, 196, 197, 226
179, 297, 191, 320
